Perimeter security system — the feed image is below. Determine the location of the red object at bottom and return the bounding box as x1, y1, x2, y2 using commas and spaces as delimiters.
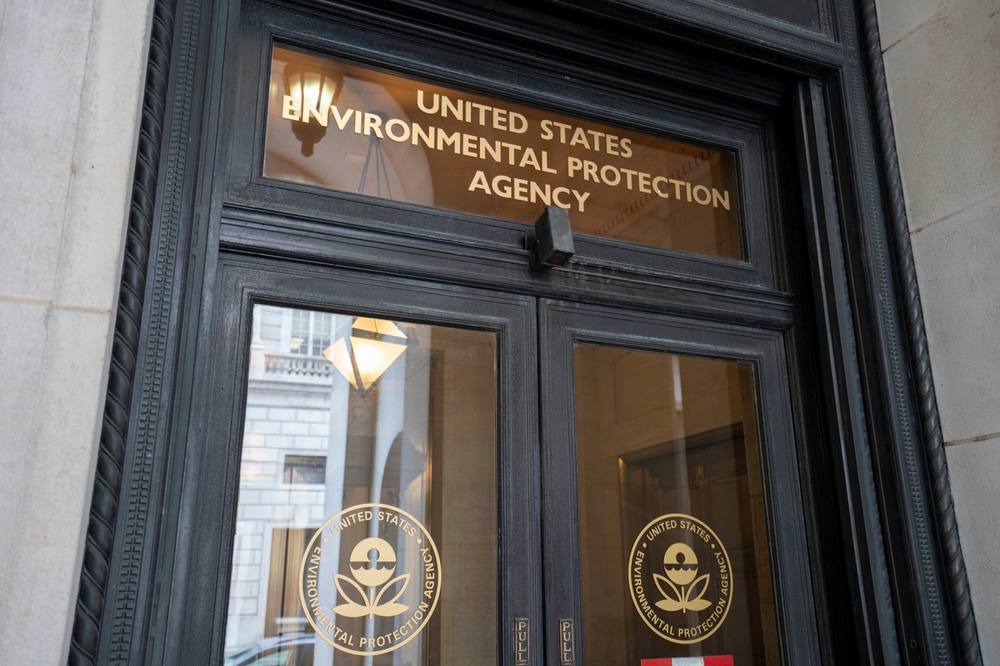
641, 657, 734, 666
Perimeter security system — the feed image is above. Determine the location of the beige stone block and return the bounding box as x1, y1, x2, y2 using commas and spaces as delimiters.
53, 0, 150, 310
882, 0, 1000, 231
0, 308, 112, 665
0, 0, 94, 302
911, 194, 1000, 442
0, 300, 48, 588
51, 0, 151, 310
946, 439, 1000, 665
875, 0, 952, 49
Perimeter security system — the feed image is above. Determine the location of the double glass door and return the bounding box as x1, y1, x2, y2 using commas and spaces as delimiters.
211, 262, 814, 666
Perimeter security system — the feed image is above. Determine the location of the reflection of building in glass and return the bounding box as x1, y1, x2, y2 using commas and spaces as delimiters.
224, 306, 499, 665
226, 306, 334, 653
266, 49, 435, 207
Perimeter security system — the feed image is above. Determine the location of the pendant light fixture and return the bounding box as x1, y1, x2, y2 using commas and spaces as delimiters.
323, 317, 408, 397
283, 58, 343, 156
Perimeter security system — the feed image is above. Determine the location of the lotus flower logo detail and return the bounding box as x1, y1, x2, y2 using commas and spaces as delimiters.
629, 514, 732, 644
300, 504, 441, 656
653, 542, 712, 612
332, 537, 410, 618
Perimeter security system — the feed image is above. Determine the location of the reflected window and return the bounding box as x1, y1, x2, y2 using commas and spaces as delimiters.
574, 346, 778, 665
291, 310, 331, 356
264, 46, 743, 260
282, 456, 327, 485
226, 305, 498, 665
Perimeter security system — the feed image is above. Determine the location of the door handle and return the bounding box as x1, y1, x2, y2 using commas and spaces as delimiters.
514, 617, 530, 665
559, 618, 576, 665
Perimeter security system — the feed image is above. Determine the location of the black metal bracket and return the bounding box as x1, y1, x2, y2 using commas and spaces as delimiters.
526, 206, 575, 268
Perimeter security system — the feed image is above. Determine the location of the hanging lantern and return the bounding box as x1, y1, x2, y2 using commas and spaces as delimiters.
323, 317, 408, 397
283, 59, 343, 156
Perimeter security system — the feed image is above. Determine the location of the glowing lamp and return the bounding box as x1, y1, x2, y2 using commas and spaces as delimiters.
323, 317, 407, 397
283, 60, 343, 156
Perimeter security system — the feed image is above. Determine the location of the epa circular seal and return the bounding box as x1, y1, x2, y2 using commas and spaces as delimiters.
628, 513, 732, 644
298, 503, 441, 656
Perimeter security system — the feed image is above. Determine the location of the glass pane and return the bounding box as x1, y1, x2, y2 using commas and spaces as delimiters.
225, 305, 497, 666
264, 46, 742, 260
574, 345, 778, 666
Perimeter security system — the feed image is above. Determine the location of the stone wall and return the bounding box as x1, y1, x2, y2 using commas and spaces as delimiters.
0, 0, 153, 663
875, 0, 1000, 661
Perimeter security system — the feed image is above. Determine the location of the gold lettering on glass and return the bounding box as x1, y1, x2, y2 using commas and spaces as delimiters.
265, 46, 742, 259
627, 513, 733, 644
299, 503, 441, 656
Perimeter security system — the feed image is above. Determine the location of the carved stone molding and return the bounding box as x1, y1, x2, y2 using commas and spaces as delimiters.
67, 0, 177, 664
858, 1, 983, 664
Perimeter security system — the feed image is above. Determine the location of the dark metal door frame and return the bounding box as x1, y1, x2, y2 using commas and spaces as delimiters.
158, 255, 544, 666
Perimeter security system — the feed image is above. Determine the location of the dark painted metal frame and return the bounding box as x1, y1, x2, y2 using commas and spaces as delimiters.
160, 255, 543, 666
539, 299, 820, 664
67, 0, 983, 664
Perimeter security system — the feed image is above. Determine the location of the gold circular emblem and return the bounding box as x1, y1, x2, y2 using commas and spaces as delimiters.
298, 503, 441, 656
627, 513, 732, 644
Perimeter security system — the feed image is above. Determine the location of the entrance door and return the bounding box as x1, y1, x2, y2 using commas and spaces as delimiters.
178, 260, 542, 666
540, 300, 818, 666
156, 4, 836, 664
195, 257, 818, 666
